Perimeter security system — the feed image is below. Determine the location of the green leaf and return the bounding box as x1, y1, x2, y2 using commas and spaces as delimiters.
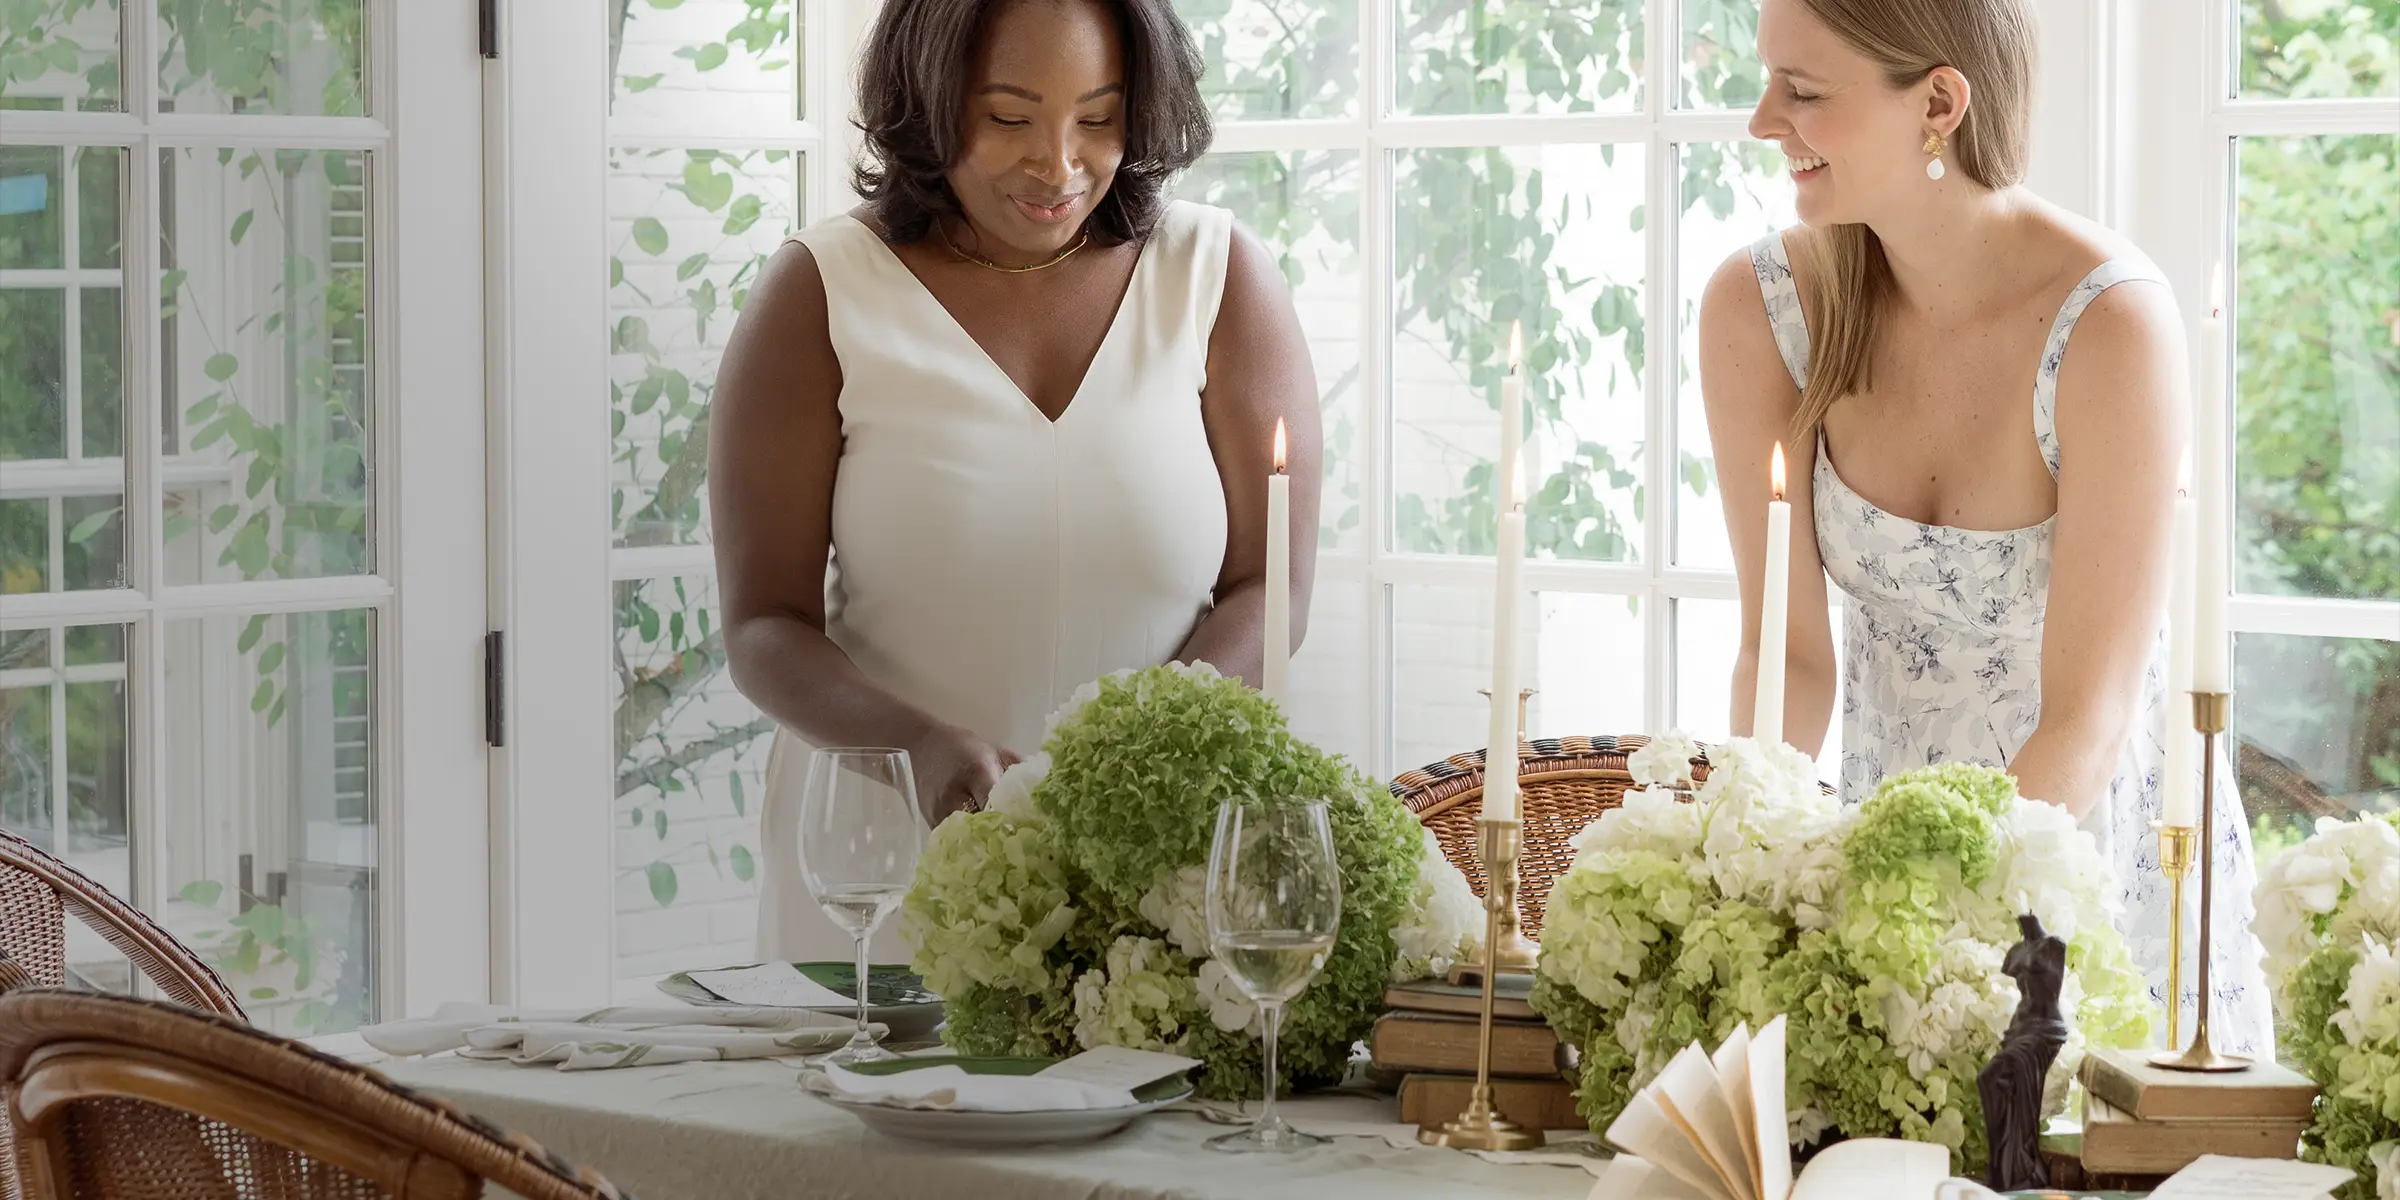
647, 861, 679, 906
251, 678, 274, 712
622, 73, 665, 93
676, 251, 709, 281
237, 615, 269, 653
729, 770, 745, 816
178, 879, 225, 907
257, 641, 286, 674
631, 217, 669, 255
653, 808, 668, 839
731, 844, 755, 882
204, 353, 239, 382
229, 209, 255, 245
693, 42, 729, 71
723, 194, 764, 235
250, 986, 279, 1000
682, 159, 734, 212
66, 506, 118, 545
630, 808, 644, 827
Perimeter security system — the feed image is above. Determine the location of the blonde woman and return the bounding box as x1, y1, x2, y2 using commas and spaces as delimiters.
1699, 0, 2270, 1054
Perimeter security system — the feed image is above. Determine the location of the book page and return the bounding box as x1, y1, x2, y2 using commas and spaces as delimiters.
2146, 1154, 2355, 1199
1749, 1016, 1792, 1200
1605, 1090, 1739, 1200
1586, 1155, 1718, 1200
1654, 1041, 1758, 1200
1709, 1023, 1762, 1200
1787, 1137, 1949, 1200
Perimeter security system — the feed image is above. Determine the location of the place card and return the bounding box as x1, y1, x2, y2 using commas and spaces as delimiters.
1035, 1045, 1202, 1090
2147, 1154, 2355, 1200
686, 962, 857, 1009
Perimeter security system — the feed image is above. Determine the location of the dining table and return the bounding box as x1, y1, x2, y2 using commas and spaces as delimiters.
375, 1052, 1606, 1200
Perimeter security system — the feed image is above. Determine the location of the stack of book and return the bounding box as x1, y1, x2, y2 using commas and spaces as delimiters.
1371, 975, 1583, 1129
2054, 1047, 2318, 1186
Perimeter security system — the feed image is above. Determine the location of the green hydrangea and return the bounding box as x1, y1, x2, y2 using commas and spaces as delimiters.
901, 664, 1426, 1101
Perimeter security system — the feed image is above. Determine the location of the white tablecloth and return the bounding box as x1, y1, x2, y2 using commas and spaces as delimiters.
378, 1054, 1601, 1200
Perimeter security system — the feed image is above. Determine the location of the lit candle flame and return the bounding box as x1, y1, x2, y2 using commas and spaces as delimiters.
1272, 418, 1287, 474
1508, 321, 1523, 373
1770, 441, 1787, 501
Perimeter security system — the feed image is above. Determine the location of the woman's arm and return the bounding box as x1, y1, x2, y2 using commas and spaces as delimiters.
1176, 226, 1324, 681
1698, 239, 1838, 756
710, 241, 1017, 822
2008, 281, 2187, 818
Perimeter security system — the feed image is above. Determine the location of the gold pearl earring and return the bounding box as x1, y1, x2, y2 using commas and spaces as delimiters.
1923, 132, 1948, 181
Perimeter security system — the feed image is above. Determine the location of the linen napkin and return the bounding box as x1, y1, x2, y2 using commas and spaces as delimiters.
360, 1002, 875, 1070
802, 1063, 1139, 1112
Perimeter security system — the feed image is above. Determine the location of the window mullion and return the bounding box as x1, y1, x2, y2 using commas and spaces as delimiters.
1360, 0, 1392, 778
123, 0, 169, 925
1641, 0, 1676, 738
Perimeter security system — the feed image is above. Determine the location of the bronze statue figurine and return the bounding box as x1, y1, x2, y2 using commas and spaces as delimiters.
1978, 911, 2069, 1191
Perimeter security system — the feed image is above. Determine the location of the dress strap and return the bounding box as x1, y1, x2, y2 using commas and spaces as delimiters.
1748, 232, 1811, 392
2033, 259, 2164, 478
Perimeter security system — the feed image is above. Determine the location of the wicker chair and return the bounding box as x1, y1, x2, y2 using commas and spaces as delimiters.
1392, 734, 1715, 938
0, 989, 642, 1199
0, 829, 244, 1018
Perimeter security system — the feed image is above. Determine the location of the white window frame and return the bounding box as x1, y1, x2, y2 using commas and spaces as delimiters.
0, 0, 492, 1020
2114, 0, 2400, 650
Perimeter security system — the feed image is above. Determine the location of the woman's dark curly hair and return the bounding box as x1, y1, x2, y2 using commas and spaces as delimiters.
852, 0, 1213, 246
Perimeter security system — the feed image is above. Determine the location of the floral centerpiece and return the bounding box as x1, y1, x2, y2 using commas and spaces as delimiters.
2252, 811, 2400, 1199
898, 662, 1483, 1100
1529, 736, 2150, 1176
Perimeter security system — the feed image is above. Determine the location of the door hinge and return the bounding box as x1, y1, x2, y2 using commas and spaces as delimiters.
478, 0, 499, 59
484, 631, 506, 748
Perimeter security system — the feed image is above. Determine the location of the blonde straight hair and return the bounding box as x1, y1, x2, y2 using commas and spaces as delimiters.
1788, 0, 2039, 441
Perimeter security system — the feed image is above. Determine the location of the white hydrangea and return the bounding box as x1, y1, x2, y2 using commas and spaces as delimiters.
1570, 780, 1705, 863
2254, 814, 2400, 990
984, 752, 1051, 821
1194, 956, 1263, 1036
2370, 1140, 2400, 1200
2335, 935, 2400, 1050
1390, 828, 1486, 982
1071, 935, 1197, 1053
1136, 863, 1211, 959
1876, 932, 2015, 1080
1627, 733, 1701, 788
1993, 792, 2120, 944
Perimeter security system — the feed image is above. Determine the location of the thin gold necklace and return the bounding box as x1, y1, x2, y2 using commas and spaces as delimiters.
938, 219, 1090, 274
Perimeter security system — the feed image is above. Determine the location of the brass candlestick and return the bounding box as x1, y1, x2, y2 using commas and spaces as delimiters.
1420, 817, 1546, 1151
2152, 691, 2251, 1073
2152, 821, 2197, 1052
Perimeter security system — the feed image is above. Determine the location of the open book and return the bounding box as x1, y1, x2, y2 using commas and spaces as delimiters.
1588, 1016, 1954, 1200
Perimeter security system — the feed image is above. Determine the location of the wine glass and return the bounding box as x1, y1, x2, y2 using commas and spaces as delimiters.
1203, 795, 1343, 1152
797, 747, 925, 1065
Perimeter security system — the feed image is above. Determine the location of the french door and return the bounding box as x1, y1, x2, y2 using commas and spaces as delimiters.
0, 0, 490, 1027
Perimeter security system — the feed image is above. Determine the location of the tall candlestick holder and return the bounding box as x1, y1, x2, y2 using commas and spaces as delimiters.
2151, 820, 2197, 1052
2151, 691, 2251, 1073
1420, 817, 1546, 1151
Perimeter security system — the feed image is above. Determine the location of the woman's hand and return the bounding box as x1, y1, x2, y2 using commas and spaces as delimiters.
907, 722, 1021, 825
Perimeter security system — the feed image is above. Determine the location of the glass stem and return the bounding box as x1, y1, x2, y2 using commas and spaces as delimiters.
851, 930, 873, 1047
1258, 1001, 1285, 1131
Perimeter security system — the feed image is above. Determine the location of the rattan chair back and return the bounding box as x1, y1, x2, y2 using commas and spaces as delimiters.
0, 829, 243, 1018
0, 989, 640, 1200
1392, 734, 1714, 938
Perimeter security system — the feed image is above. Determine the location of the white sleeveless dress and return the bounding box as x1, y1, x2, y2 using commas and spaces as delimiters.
1748, 234, 2273, 1057
756, 202, 1237, 963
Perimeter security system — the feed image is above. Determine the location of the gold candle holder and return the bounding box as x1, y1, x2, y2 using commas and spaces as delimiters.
2152, 821, 2197, 1052
1421, 817, 1546, 1151
2151, 691, 2252, 1073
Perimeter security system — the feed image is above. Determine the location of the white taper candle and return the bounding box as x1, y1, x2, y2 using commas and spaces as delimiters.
1484, 506, 1524, 821
2164, 483, 2199, 827
1263, 419, 1291, 706
1754, 442, 1792, 748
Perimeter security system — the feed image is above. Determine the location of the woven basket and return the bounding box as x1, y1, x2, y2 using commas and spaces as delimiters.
1390, 734, 1714, 939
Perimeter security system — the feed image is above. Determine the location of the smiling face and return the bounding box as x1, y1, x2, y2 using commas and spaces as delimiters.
946, 0, 1128, 264
1749, 0, 1945, 226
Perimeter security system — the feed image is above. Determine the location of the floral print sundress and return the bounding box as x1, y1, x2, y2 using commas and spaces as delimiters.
1748, 233, 2273, 1058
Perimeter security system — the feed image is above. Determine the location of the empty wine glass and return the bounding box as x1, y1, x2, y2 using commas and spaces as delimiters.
797, 747, 925, 1065
1203, 795, 1343, 1152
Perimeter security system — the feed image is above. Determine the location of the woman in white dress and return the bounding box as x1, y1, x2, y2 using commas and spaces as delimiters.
709, 0, 1321, 961
1699, 0, 2272, 1055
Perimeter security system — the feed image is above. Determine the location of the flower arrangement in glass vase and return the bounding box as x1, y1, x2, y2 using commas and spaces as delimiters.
1529, 735, 2151, 1177
898, 662, 1483, 1100
2252, 811, 2400, 1200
